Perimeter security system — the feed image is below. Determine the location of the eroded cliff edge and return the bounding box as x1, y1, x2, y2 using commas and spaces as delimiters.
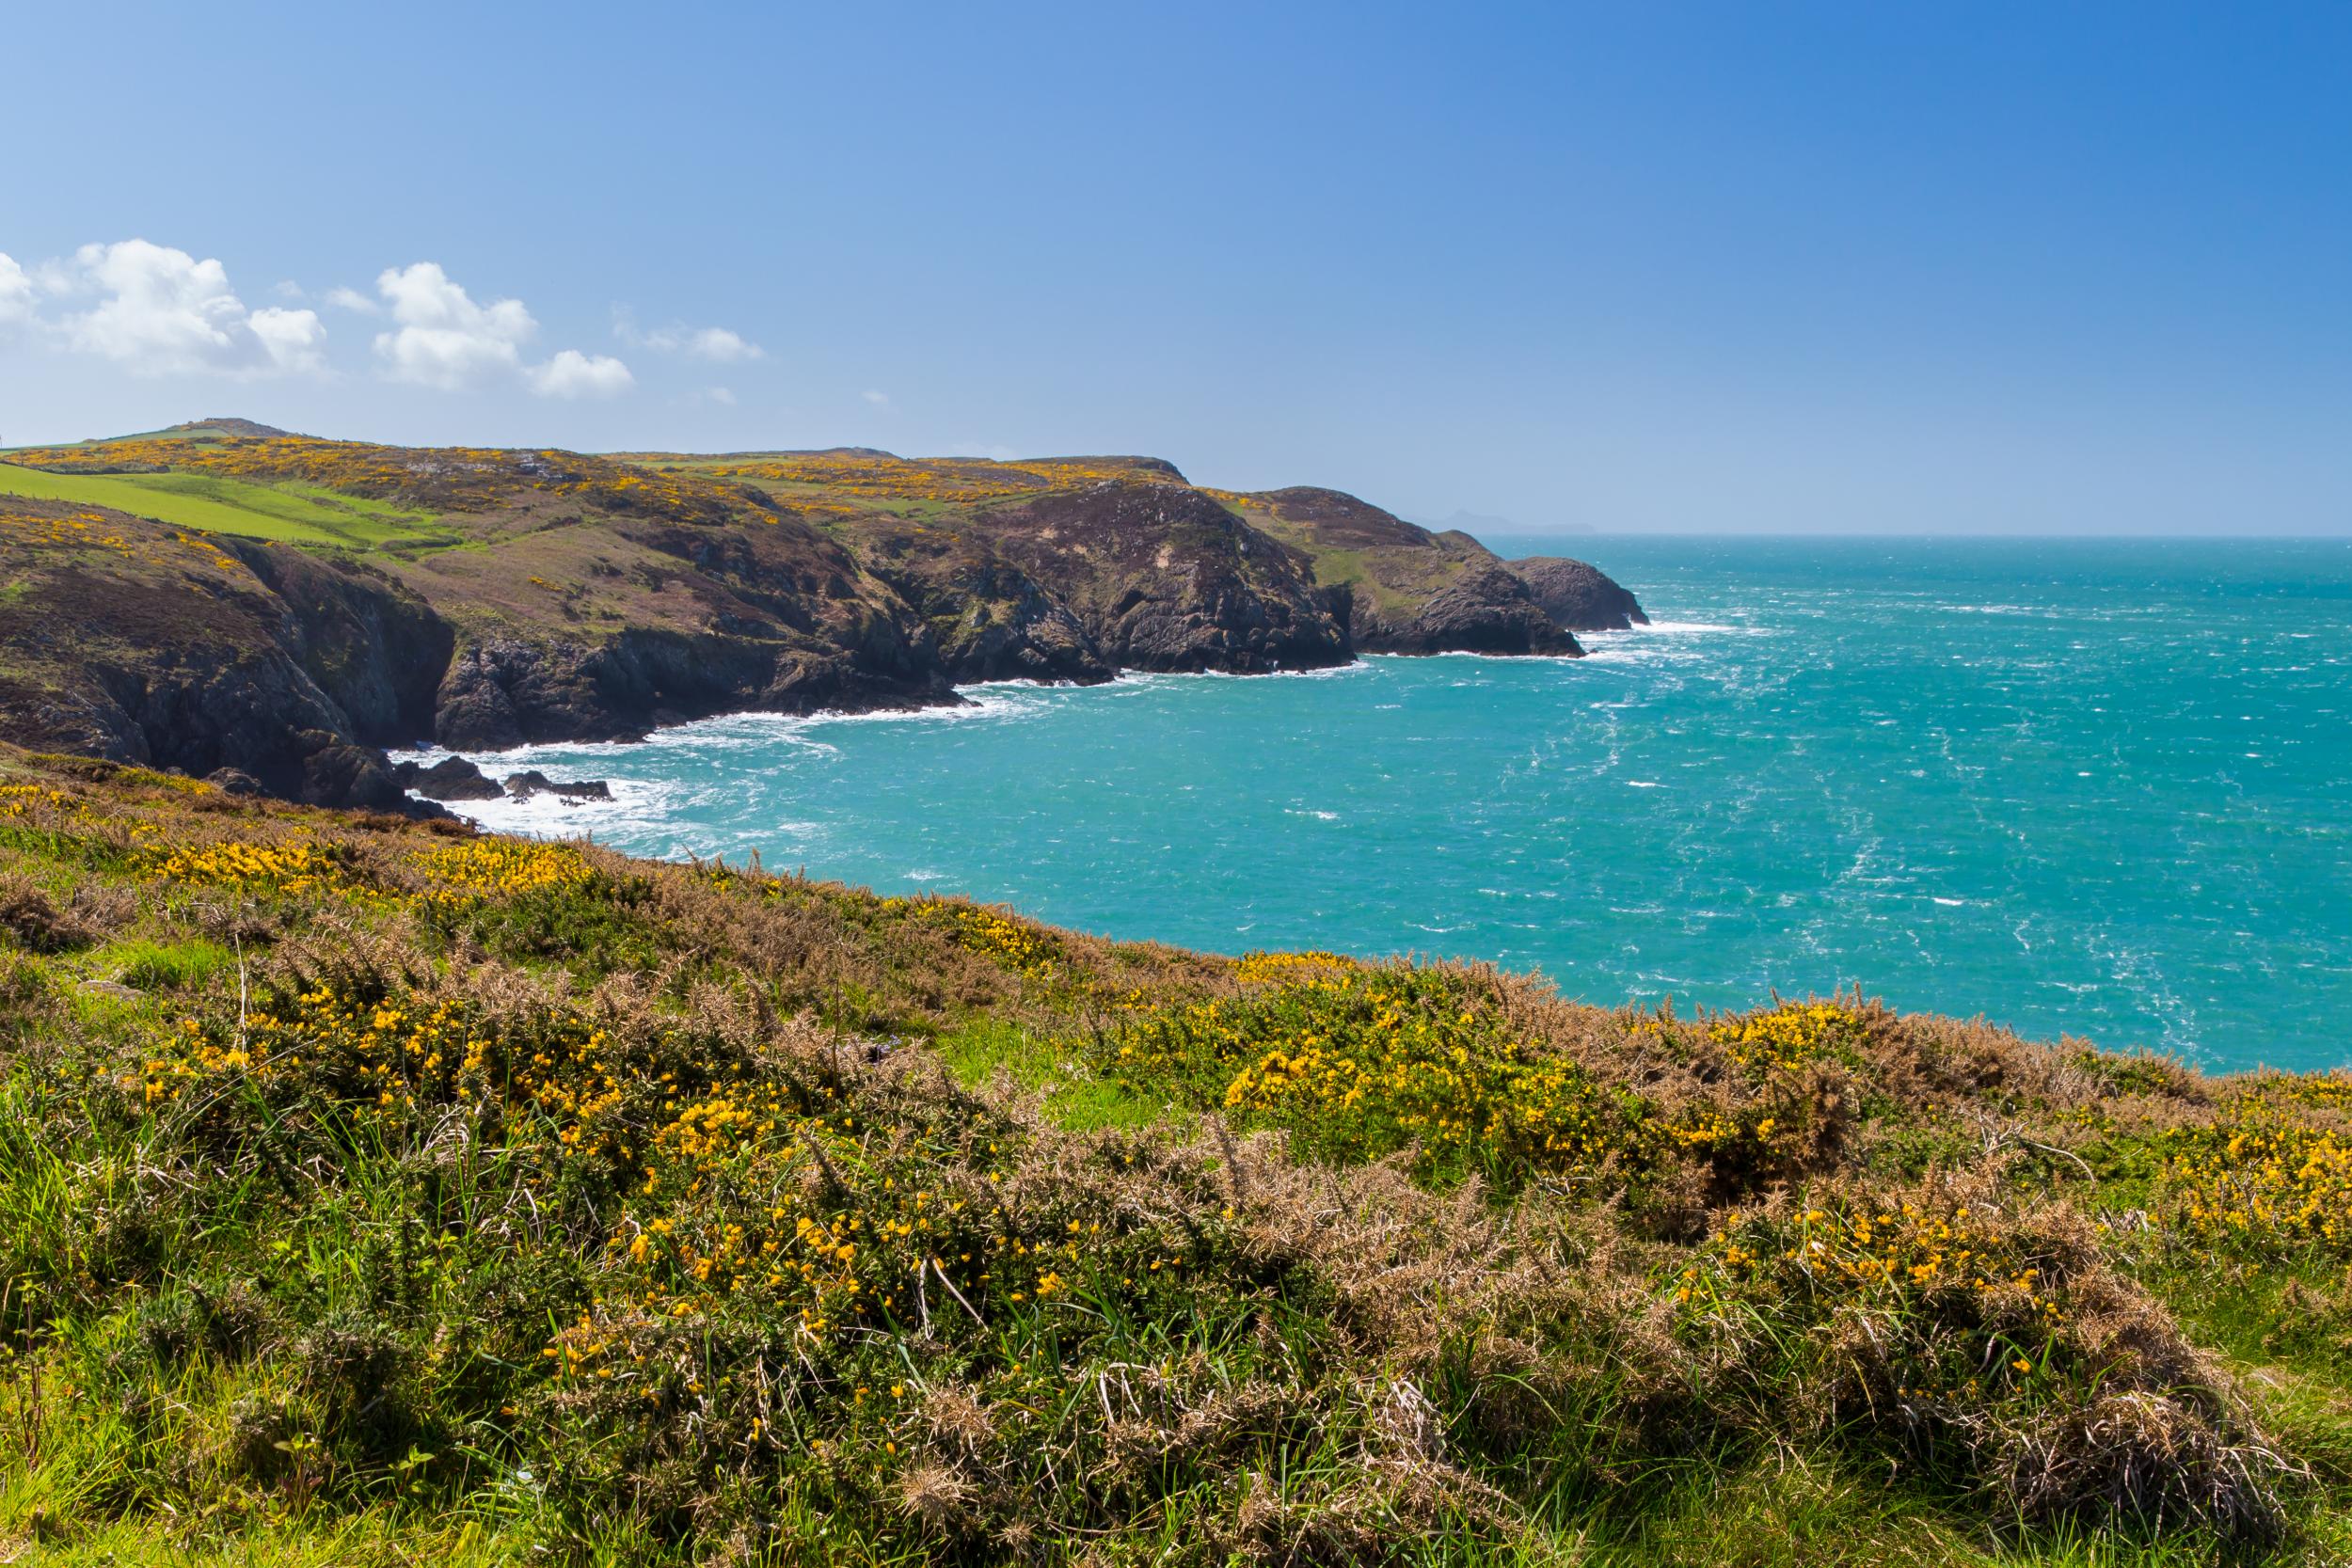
0, 433, 1646, 804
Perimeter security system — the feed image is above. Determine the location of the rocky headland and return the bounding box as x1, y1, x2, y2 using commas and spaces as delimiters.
0, 426, 1648, 807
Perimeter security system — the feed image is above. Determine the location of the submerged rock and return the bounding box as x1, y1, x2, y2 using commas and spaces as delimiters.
504, 769, 612, 802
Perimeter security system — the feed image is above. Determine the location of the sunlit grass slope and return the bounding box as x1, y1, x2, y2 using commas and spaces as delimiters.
0, 749, 2345, 1564
0, 462, 443, 549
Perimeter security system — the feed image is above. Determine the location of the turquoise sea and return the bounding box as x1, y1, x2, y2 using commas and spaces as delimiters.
431, 536, 2352, 1074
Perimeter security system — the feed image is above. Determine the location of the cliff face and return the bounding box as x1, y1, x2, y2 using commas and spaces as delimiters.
1512, 555, 1650, 631
405, 504, 954, 750
0, 434, 1654, 800
1235, 488, 1580, 656
0, 501, 421, 809
225, 540, 453, 741
859, 537, 1111, 686
975, 483, 1351, 674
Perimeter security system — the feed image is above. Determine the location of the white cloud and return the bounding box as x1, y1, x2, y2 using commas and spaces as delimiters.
58, 239, 323, 377
372, 261, 538, 389
675, 325, 762, 362
372, 263, 628, 398
0, 253, 32, 327
325, 285, 380, 315
615, 309, 764, 361
529, 348, 634, 400
247, 306, 328, 373
862, 388, 891, 407
707, 386, 737, 406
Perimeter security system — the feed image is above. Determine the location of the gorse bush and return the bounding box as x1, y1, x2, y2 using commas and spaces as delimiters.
1679, 1182, 2287, 1542
2159, 1076, 2352, 1261
0, 751, 2344, 1564
1115, 960, 1652, 1191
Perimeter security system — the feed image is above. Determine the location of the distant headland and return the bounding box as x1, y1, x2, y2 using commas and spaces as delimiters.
0, 420, 1645, 811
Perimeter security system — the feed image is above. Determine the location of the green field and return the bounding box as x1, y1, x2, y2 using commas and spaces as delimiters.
0, 463, 448, 549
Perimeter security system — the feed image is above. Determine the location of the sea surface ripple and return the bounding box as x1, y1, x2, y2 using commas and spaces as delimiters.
426, 535, 2352, 1073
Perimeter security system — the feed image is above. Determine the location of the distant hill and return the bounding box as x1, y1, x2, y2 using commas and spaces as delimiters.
167, 417, 295, 439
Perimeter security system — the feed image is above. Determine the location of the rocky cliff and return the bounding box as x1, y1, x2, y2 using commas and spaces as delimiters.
0, 433, 1651, 801
1231, 487, 1580, 655
0, 501, 423, 809
1512, 555, 1650, 631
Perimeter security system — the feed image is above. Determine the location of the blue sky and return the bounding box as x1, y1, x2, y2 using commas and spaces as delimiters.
2, 1, 2345, 534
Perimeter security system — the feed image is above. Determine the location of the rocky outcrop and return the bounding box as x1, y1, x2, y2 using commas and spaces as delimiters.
980, 483, 1351, 673
1510, 556, 1648, 632
864, 551, 1110, 686
430, 631, 953, 752
1237, 488, 1581, 657
1352, 561, 1578, 655
0, 503, 450, 813
297, 733, 408, 812
389, 755, 502, 801
504, 770, 612, 802
225, 541, 453, 741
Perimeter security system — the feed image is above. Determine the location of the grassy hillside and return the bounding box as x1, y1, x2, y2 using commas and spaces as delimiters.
0, 462, 452, 551
0, 750, 2345, 1565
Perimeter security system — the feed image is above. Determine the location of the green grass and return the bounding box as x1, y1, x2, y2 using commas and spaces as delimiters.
1239, 520, 1429, 614
85, 935, 236, 992
935, 1016, 1170, 1130
0, 464, 445, 549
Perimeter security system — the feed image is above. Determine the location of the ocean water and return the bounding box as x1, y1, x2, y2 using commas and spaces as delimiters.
427, 536, 2352, 1074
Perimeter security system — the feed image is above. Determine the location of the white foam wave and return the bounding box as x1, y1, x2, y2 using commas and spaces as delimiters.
1105, 659, 1375, 687
1630, 619, 1743, 635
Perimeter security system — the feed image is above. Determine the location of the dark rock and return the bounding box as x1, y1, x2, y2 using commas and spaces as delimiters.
204, 768, 264, 796
503, 770, 612, 802
433, 627, 952, 752
1353, 562, 1581, 656
402, 755, 502, 801
296, 736, 406, 812
0, 450, 1650, 799
0, 500, 459, 805
867, 555, 1111, 686
981, 483, 1352, 674
1509, 557, 1649, 632
222, 541, 453, 741
1241, 487, 1581, 657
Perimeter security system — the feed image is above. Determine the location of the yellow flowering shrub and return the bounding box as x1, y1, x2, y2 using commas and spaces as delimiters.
1680, 1197, 2065, 1334
415, 839, 596, 902
153, 837, 353, 896
1120, 963, 1652, 1188
2160, 1076, 2352, 1259
907, 900, 1065, 983
1232, 950, 1359, 987
141, 987, 641, 1148
0, 783, 86, 820
1671, 1185, 2275, 1538
1708, 999, 1867, 1073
